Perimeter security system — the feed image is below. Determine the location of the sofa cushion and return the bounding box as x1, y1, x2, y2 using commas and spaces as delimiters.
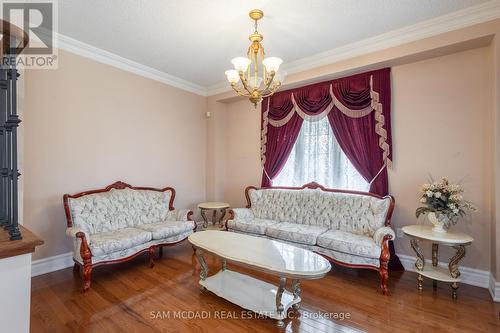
138, 221, 195, 240
89, 231, 193, 264
227, 218, 276, 235
89, 227, 152, 257
316, 230, 381, 259
265, 222, 328, 246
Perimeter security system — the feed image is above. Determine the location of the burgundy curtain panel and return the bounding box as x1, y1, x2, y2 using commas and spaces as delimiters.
327, 69, 391, 196
260, 68, 403, 270
260, 91, 304, 187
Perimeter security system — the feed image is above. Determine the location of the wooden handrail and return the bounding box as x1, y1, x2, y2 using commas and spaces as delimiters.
0, 226, 43, 260
0, 19, 29, 55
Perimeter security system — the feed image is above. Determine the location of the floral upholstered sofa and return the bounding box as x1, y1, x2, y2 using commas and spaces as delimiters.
64, 181, 195, 292
226, 182, 395, 294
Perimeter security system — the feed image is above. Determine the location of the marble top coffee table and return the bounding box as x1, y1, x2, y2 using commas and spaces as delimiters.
188, 231, 331, 327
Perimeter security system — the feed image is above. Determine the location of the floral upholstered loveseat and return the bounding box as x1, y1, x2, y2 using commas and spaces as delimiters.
64, 181, 195, 292
226, 182, 395, 294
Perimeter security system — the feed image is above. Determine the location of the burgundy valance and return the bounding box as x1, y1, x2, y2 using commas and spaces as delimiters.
261, 68, 392, 196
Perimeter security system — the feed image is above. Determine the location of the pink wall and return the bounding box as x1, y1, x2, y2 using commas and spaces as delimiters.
224, 100, 261, 204
23, 50, 207, 260
390, 47, 493, 269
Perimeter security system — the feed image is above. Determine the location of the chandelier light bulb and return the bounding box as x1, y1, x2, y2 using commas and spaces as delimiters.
231, 57, 251, 72
225, 70, 240, 84
262, 57, 283, 73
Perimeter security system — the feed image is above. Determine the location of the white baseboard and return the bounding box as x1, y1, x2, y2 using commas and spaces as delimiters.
31, 252, 73, 277
397, 253, 490, 289
489, 272, 500, 302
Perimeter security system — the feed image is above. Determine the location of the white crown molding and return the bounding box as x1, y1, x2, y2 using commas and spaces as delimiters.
207, 81, 234, 97
206, 0, 500, 96
55, 33, 208, 96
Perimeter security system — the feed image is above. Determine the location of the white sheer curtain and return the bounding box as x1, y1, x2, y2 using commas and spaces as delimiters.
273, 117, 369, 191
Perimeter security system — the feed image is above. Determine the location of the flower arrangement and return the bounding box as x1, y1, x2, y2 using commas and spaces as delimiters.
415, 177, 477, 229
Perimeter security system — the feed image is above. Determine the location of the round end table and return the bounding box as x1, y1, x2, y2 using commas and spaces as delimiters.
197, 202, 230, 229
402, 224, 473, 300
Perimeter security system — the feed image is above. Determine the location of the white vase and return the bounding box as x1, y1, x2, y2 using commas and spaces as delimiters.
428, 212, 447, 233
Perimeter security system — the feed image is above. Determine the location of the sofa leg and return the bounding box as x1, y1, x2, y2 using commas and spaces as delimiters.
73, 263, 80, 275
379, 234, 392, 295
149, 247, 156, 268
82, 263, 92, 292
76, 231, 92, 293
158, 246, 163, 258
379, 266, 389, 295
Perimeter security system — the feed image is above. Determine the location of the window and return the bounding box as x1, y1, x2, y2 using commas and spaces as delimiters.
273, 117, 368, 191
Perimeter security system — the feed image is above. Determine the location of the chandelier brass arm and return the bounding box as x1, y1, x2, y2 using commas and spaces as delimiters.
229, 70, 280, 106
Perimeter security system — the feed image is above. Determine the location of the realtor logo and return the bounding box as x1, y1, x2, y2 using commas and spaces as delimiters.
1, 1, 58, 69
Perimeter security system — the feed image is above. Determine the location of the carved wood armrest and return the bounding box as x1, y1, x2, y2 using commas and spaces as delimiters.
380, 234, 392, 256
75, 231, 92, 262
66, 227, 89, 239
373, 227, 394, 266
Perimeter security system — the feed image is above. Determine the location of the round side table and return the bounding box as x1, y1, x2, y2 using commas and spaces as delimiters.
197, 202, 230, 229
402, 224, 473, 299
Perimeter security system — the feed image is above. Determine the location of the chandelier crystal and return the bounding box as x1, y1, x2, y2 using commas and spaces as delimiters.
225, 9, 284, 107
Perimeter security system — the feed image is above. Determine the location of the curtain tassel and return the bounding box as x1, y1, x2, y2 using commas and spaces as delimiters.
369, 163, 387, 187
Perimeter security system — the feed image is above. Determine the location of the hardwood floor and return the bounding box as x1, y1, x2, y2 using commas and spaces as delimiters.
31, 241, 500, 332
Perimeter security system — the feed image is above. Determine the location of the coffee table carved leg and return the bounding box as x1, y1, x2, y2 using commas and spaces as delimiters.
432, 243, 438, 290
200, 209, 209, 229
291, 279, 301, 310
194, 247, 208, 287
276, 277, 287, 328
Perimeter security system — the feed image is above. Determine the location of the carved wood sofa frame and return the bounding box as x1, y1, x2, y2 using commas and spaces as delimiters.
227, 182, 395, 295
63, 181, 194, 292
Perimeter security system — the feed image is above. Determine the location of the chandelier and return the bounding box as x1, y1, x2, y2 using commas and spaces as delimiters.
225, 9, 284, 107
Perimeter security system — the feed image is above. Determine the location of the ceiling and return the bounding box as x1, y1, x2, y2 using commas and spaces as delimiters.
58, 0, 490, 90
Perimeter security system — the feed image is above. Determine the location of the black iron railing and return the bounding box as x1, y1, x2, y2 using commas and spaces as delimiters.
0, 46, 22, 240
